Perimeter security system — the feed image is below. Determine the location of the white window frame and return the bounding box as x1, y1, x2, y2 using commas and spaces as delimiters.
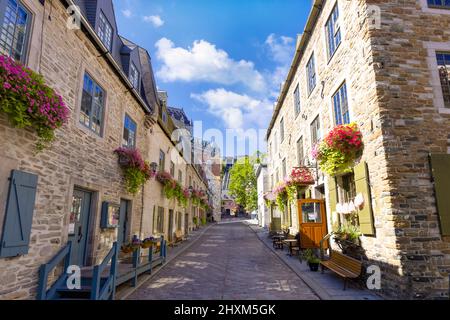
425, 41, 450, 114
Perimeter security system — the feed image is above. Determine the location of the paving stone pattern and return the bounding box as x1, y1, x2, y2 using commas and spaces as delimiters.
127, 222, 320, 300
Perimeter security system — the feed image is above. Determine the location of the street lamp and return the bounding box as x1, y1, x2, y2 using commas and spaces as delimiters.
150, 162, 158, 174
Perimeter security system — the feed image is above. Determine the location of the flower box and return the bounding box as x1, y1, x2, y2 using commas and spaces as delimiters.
313, 123, 364, 176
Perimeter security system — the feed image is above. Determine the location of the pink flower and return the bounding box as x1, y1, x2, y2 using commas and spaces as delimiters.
3, 82, 11, 89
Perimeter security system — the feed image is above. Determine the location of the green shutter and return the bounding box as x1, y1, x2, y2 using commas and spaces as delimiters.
328, 177, 338, 231
430, 154, 450, 236
354, 161, 375, 236
0, 170, 38, 258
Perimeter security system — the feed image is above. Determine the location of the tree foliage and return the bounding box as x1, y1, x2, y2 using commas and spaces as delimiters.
228, 156, 258, 213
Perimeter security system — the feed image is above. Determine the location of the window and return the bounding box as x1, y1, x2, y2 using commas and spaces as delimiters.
332, 82, 350, 125
154, 207, 165, 234
80, 73, 105, 135
428, 0, 450, 9
177, 212, 182, 231
159, 150, 165, 172
122, 114, 137, 148
280, 118, 285, 143
307, 54, 317, 95
275, 170, 279, 185
162, 111, 167, 123
271, 174, 274, 189
339, 174, 356, 203
274, 132, 278, 154
98, 12, 113, 50
178, 170, 183, 184
297, 137, 304, 166
129, 62, 140, 90
0, 0, 31, 62
325, 3, 342, 59
189, 176, 192, 187
437, 52, 450, 108
170, 161, 175, 177
294, 84, 301, 116
282, 159, 287, 179
310, 116, 321, 147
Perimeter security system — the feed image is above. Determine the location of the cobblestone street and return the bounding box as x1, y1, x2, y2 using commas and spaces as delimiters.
127, 222, 319, 300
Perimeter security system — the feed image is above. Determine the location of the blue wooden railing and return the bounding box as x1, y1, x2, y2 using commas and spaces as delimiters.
117, 235, 167, 287
91, 242, 118, 300
37, 242, 72, 300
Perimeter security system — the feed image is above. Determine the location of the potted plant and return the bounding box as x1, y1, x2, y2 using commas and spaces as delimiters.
121, 243, 134, 254
334, 224, 362, 257
141, 237, 157, 249
304, 249, 321, 272
114, 148, 153, 194
312, 123, 364, 176
130, 235, 142, 251
0, 54, 70, 150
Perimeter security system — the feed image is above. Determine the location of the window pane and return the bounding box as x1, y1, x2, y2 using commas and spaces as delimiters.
333, 82, 350, 125
302, 202, 322, 223
123, 115, 137, 148
326, 4, 341, 59
437, 52, 450, 108
0, 0, 30, 62
294, 85, 301, 116
80, 74, 104, 135
307, 54, 316, 94
98, 12, 112, 50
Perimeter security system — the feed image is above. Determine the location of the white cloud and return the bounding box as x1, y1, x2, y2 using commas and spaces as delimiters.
265, 33, 295, 64
155, 38, 266, 92
143, 15, 164, 28
122, 9, 132, 18
264, 34, 295, 98
191, 89, 273, 130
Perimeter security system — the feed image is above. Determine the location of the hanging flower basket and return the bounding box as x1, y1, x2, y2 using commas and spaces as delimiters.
312, 123, 364, 176
0, 55, 70, 150
114, 147, 152, 195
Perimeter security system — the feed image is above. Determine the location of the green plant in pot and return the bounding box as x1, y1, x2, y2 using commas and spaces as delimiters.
303, 249, 321, 272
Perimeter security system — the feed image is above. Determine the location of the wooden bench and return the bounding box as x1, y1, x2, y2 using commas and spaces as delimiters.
320, 250, 362, 290
174, 230, 184, 244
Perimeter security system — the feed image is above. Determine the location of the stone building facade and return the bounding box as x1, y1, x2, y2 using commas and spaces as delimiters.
266, 0, 450, 299
0, 0, 209, 300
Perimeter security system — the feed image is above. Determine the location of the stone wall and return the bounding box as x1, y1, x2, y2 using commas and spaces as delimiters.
366, 0, 450, 299
0, 0, 149, 299
266, 0, 408, 298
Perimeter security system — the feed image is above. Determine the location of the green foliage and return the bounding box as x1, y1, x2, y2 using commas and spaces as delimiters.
228, 156, 258, 213
201, 217, 207, 225
303, 249, 320, 264
193, 216, 198, 225
335, 224, 361, 243
123, 167, 148, 195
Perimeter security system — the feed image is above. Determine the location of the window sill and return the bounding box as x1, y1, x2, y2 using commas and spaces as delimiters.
420, 0, 450, 14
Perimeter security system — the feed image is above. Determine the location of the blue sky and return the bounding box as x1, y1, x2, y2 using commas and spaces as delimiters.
113, 0, 312, 156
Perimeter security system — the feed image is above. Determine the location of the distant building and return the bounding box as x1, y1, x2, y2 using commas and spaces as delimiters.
255, 163, 270, 228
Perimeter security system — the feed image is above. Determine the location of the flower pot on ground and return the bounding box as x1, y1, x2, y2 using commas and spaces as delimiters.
312, 123, 364, 176
0, 54, 70, 150
121, 244, 134, 254
303, 249, 321, 272
141, 237, 157, 249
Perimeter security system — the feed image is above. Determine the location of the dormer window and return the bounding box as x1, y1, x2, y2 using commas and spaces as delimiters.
129, 62, 140, 90
98, 12, 112, 50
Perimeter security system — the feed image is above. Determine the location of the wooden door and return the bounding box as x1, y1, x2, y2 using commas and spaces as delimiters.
118, 199, 130, 246
68, 189, 92, 266
298, 200, 328, 249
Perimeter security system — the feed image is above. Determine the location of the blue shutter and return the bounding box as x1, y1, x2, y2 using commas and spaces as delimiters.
0, 170, 38, 258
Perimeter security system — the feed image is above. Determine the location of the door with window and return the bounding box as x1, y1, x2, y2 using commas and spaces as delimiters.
184, 213, 189, 235
69, 189, 92, 266
298, 199, 328, 249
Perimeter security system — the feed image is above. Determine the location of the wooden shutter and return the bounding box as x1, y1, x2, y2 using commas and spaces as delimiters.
354, 161, 375, 235
430, 154, 450, 236
327, 177, 338, 231
0, 170, 38, 258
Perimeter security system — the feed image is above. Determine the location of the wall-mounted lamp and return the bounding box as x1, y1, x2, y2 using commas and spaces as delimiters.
302, 114, 308, 121
150, 162, 158, 173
